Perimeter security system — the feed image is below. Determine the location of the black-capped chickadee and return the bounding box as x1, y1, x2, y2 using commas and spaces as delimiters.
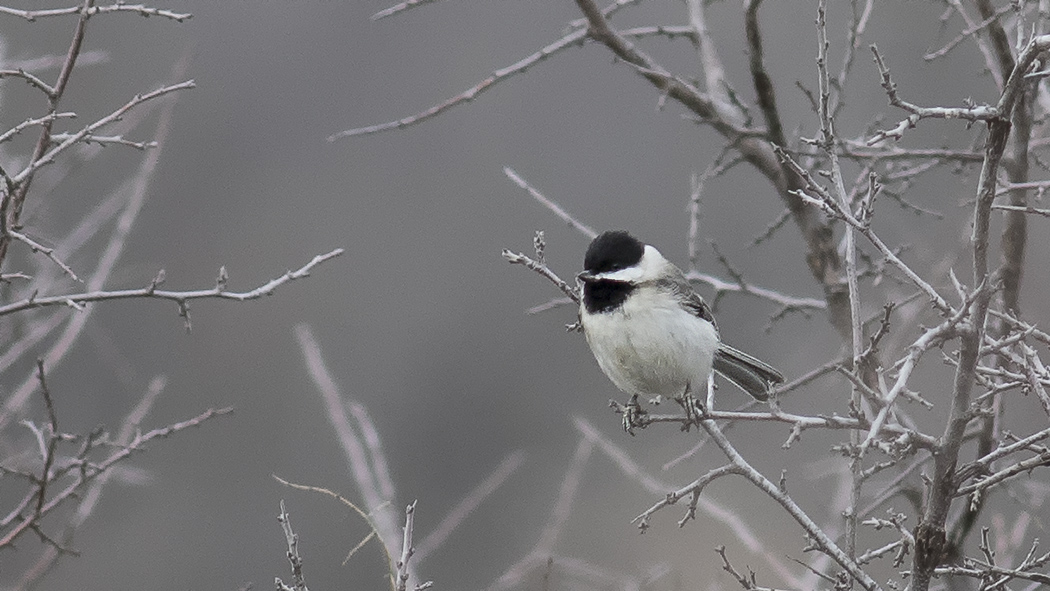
577, 231, 784, 402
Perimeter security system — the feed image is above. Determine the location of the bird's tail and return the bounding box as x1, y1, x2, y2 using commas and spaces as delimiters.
713, 344, 784, 401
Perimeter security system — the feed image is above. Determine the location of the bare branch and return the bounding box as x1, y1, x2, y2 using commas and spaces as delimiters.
0, 68, 56, 97
573, 417, 802, 585
293, 323, 404, 576
0, 112, 77, 145
0, 406, 232, 549
686, 266, 826, 315
939, 0, 1004, 89
0, 0, 93, 271
955, 451, 1050, 497
329, 28, 587, 140
275, 501, 308, 591
992, 203, 1050, 217
868, 45, 997, 144
0, 3, 191, 21
697, 410, 881, 591
395, 502, 431, 591
48, 132, 157, 150
502, 167, 596, 238
936, 558, 1050, 586
0, 249, 343, 317
861, 298, 976, 451
502, 249, 578, 304
371, 0, 442, 21
633, 464, 743, 527
773, 144, 953, 313
9, 80, 195, 185
924, 2, 1014, 62
6, 229, 80, 282
911, 33, 1050, 591
744, 0, 785, 146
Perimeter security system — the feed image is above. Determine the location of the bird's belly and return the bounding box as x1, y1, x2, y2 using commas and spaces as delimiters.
583, 307, 718, 398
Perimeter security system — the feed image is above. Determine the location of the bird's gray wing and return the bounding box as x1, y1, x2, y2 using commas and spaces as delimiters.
713, 343, 785, 401
654, 274, 717, 329
656, 272, 783, 401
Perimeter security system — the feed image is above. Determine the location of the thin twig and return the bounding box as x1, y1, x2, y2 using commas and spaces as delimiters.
0, 249, 343, 317
697, 411, 881, 591
329, 28, 587, 140
276, 501, 308, 591
395, 502, 416, 591
924, 2, 1013, 61
0, 3, 191, 21
868, 45, 998, 144
371, 0, 443, 20
502, 167, 596, 238
6, 229, 81, 282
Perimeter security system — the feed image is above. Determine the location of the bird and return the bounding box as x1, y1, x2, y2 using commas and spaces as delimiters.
577, 230, 784, 406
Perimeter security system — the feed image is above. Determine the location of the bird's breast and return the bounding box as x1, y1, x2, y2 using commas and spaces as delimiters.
581, 291, 719, 398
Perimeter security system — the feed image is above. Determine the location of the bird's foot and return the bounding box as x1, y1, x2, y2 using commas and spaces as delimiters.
675, 387, 706, 431
610, 394, 649, 435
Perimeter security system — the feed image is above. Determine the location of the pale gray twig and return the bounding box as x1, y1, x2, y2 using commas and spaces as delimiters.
275, 501, 308, 591
329, 28, 587, 140
954, 451, 1050, 497
502, 167, 596, 238
868, 45, 998, 144
502, 249, 578, 303
697, 411, 881, 591
632, 464, 743, 529
14, 375, 167, 587
0, 3, 191, 21
0, 249, 344, 318
814, 8, 866, 565
6, 229, 80, 282
395, 501, 419, 591
939, 0, 1006, 89
0, 68, 55, 96
773, 144, 953, 313
925, 2, 1013, 62
860, 301, 976, 452
48, 132, 157, 150
935, 559, 1050, 587
0, 405, 232, 549
0, 112, 77, 145
573, 417, 802, 585
371, 0, 443, 21
8, 80, 195, 185
991, 203, 1050, 217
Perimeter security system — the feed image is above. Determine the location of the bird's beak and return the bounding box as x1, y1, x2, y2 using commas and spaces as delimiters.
576, 270, 597, 283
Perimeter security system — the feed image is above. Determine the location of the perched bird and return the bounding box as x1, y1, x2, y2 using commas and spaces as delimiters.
577, 230, 783, 403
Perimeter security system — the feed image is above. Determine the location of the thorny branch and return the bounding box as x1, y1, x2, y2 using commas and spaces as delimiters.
0, 405, 232, 550
0, 249, 344, 325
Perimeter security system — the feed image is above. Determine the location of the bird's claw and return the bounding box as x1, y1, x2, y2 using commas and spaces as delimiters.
675, 387, 705, 431
610, 394, 649, 435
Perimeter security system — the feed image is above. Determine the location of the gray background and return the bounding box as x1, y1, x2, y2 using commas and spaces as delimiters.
2, 1, 1047, 589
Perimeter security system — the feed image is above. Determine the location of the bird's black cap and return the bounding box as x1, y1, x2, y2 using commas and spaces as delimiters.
583, 230, 645, 274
